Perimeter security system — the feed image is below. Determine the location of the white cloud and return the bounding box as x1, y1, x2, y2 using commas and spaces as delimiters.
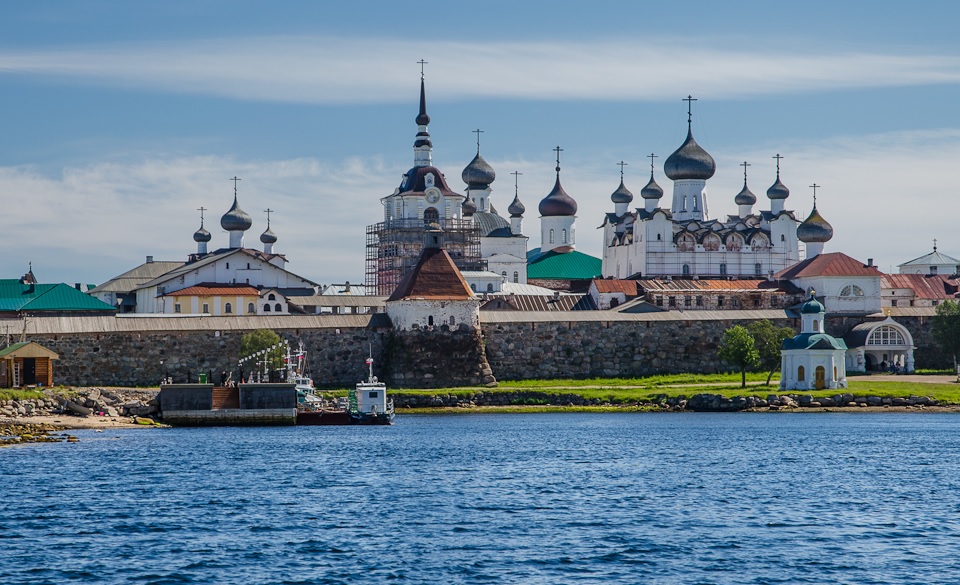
1, 36, 959, 103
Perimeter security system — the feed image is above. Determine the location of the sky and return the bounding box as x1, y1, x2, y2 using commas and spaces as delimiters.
3, 0, 960, 287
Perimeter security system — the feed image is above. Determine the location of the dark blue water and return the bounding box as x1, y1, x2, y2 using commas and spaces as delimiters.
3, 413, 960, 584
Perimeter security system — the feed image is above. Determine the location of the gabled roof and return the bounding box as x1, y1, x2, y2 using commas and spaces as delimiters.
388, 247, 475, 301
592, 279, 640, 296
0, 282, 117, 313
89, 260, 185, 294
163, 283, 261, 297
137, 248, 317, 290
526, 248, 602, 280
0, 341, 59, 360
776, 252, 883, 279
881, 274, 960, 300
898, 249, 960, 267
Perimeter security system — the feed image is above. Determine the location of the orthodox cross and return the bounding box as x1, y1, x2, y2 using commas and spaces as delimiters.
647, 152, 658, 174
809, 183, 820, 206
934, 238, 938, 252
553, 145, 564, 173
617, 160, 628, 181
197, 206, 207, 226
472, 128, 484, 154
264, 208, 274, 227
740, 161, 751, 183
682, 95, 697, 125
511, 171, 522, 196
229, 176, 241, 196
417, 59, 428, 79
772, 153, 784, 177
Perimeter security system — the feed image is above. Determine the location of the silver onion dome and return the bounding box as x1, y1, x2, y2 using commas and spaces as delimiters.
462, 153, 496, 188
610, 180, 634, 204
193, 225, 211, 243
220, 196, 253, 232
767, 176, 790, 200
461, 197, 477, 216
538, 177, 578, 216
508, 194, 526, 217
734, 182, 757, 205
797, 207, 834, 243
664, 128, 716, 181
260, 226, 277, 244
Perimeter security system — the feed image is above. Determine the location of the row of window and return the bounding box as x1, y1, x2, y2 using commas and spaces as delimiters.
679, 263, 764, 276
174, 302, 283, 314
548, 229, 570, 244
653, 295, 774, 308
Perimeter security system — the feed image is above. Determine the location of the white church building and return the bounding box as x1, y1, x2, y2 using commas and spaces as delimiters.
780, 291, 848, 391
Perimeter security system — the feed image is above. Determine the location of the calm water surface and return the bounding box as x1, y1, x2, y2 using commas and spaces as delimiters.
3, 413, 960, 584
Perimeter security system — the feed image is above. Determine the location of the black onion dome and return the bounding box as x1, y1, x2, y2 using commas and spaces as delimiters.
508, 194, 526, 217
734, 182, 757, 205
797, 207, 834, 243
260, 226, 277, 244
461, 197, 477, 216
610, 180, 634, 204
220, 196, 252, 231
640, 174, 664, 199
461, 153, 496, 187
664, 128, 716, 181
415, 78, 430, 126
193, 225, 211, 243
538, 177, 578, 216
767, 176, 790, 200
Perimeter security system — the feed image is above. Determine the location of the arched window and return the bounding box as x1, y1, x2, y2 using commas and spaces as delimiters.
471, 284, 477, 292
423, 207, 439, 224
428, 316, 434, 326
719, 263, 727, 276
562, 229, 568, 243
264, 304, 271, 312
682, 264, 690, 275
868, 326, 906, 346
449, 316, 456, 326
813, 319, 819, 331
487, 283, 494, 292
268, 293, 276, 301
780, 234, 786, 242
513, 271, 519, 283
275, 303, 282, 312
657, 233, 661, 241
247, 302, 255, 314
549, 229, 555, 244
225, 303, 232, 314
840, 284, 865, 297
798, 365, 805, 381
502, 271, 507, 279
755, 263, 762, 276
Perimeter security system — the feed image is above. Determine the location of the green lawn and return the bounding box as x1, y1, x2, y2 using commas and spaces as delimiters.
0, 389, 45, 402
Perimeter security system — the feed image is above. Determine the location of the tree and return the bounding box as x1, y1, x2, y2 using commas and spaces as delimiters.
240, 329, 284, 371
718, 325, 760, 388
932, 300, 960, 381
747, 320, 796, 386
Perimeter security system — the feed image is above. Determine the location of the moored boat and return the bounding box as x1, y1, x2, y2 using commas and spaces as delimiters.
295, 357, 394, 426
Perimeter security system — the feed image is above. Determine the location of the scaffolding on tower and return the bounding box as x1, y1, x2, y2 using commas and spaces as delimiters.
365, 218, 485, 296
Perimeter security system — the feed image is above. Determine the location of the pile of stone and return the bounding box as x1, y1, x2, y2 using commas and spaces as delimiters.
0, 387, 159, 420
685, 392, 938, 412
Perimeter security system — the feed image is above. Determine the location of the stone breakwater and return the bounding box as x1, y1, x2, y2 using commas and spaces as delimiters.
390, 390, 942, 412
1, 388, 159, 421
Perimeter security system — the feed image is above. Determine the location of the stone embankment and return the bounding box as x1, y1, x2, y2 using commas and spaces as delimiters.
1, 388, 159, 420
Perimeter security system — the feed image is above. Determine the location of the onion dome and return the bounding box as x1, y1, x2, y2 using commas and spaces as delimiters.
193, 224, 211, 243
610, 180, 634, 204
260, 226, 277, 245
539, 177, 577, 216
462, 153, 496, 188
734, 182, 757, 205
797, 206, 834, 243
664, 127, 716, 181
508, 193, 526, 217
220, 195, 252, 232
461, 197, 477, 216
767, 176, 790, 200
641, 173, 664, 199
800, 291, 825, 314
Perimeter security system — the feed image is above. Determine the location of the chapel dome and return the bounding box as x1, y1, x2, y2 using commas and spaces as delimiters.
260, 226, 278, 244
640, 175, 664, 199
610, 180, 634, 204
538, 177, 578, 216
508, 194, 526, 217
461, 197, 477, 216
734, 183, 757, 205
797, 207, 834, 243
800, 292, 825, 314
220, 196, 253, 232
767, 176, 790, 200
664, 128, 716, 181
193, 226, 211, 243
461, 153, 496, 188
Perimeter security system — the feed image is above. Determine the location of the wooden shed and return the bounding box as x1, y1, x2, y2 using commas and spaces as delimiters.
0, 342, 59, 388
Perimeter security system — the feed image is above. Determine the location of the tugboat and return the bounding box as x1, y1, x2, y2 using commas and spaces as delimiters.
296, 357, 394, 426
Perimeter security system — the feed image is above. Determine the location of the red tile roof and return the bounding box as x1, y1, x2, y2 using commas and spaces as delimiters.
776, 252, 883, 279
388, 248, 474, 301
881, 274, 960, 300
592, 279, 640, 295
165, 283, 261, 297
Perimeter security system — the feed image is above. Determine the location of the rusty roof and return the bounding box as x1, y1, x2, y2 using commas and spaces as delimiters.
387, 247, 474, 301
881, 274, 960, 300
592, 279, 640, 295
776, 252, 883, 279
481, 294, 595, 311
638, 278, 799, 293
164, 283, 261, 297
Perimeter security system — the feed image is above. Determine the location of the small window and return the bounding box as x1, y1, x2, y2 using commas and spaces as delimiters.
718, 296, 725, 307
753, 298, 760, 307
449, 316, 455, 326
657, 233, 661, 241
225, 303, 232, 314
203, 303, 210, 314
264, 304, 271, 312
549, 229, 555, 244
268, 293, 276, 300
247, 263, 250, 269
813, 319, 819, 330
798, 366, 805, 381
513, 271, 519, 283
368, 391, 378, 398
275, 303, 282, 312
428, 316, 434, 326
684, 296, 691, 307
471, 284, 477, 292
226, 263, 229, 269
562, 229, 568, 243
682, 264, 690, 275
655, 296, 663, 307
668, 296, 676, 307
781, 234, 785, 242
719, 263, 728, 276
174, 303, 181, 314
755, 263, 762, 276
487, 283, 493, 292
930, 266, 938, 275
248, 303, 255, 314
891, 299, 898, 307
696, 296, 703, 307
502, 271, 507, 279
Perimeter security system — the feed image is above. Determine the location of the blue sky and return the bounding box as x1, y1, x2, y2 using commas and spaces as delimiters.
3, 1, 960, 286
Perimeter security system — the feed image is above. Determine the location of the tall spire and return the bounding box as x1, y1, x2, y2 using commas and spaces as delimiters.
413, 60, 433, 167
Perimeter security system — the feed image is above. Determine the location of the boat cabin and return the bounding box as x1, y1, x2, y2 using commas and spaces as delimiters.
355, 380, 389, 415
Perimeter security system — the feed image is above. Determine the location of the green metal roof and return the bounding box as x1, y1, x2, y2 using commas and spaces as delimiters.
0, 282, 116, 313
0, 342, 29, 357
526, 248, 602, 280
782, 333, 848, 351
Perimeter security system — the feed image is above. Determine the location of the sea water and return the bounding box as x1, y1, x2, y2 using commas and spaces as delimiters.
3, 413, 960, 584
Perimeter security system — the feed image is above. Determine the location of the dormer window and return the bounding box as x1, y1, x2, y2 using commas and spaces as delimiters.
425, 173, 435, 187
